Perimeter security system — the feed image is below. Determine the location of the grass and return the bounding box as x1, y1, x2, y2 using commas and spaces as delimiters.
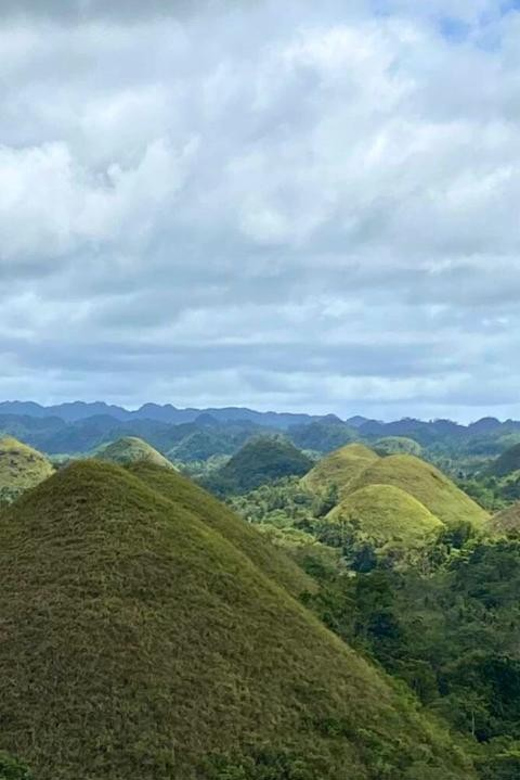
127, 461, 315, 599
491, 502, 520, 535
0, 437, 54, 503
326, 484, 444, 555
302, 443, 380, 498
351, 454, 489, 530
0, 461, 475, 780
95, 436, 176, 470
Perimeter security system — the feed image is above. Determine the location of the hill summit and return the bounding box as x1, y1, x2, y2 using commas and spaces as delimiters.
204, 435, 314, 494
0, 436, 54, 503
95, 436, 175, 470
0, 460, 474, 779
302, 442, 379, 498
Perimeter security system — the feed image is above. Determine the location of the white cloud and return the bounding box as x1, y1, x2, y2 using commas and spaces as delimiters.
0, 1, 519, 419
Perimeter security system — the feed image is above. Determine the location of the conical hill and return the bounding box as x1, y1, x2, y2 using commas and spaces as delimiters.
0, 461, 474, 780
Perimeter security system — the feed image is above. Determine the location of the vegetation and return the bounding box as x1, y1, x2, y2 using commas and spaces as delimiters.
128, 462, 315, 599
325, 485, 444, 563
0, 754, 33, 780
202, 436, 314, 495
302, 443, 380, 499
491, 503, 520, 535
301, 536, 520, 779
0, 461, 474, 780
374, 437, 422, 456
488, 443, 520, 478
351, 455, 489, 530
0, 437, 54, 504
95, 436, 177, 470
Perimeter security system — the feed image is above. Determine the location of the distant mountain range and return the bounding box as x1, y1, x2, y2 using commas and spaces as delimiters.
0, 401, 518, 433
2, 401, 520, 459
0, 400, 329, 428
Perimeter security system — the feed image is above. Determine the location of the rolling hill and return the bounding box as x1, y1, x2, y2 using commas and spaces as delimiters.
203, 435, 314, 495
302, 443, 380, 498
326, 484, 444, 556
95, 436, 176, 470
0, 436, 54, 503
0, 460, 475, 780
488, 442, 520, 477
350, 454, 489, 529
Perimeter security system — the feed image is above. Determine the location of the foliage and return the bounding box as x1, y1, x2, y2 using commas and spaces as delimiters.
325, 485, 444, 564
202, 436, 314, 495
374, 437, 422, 456
302, 536, 520, 778
0, 754, 33, 780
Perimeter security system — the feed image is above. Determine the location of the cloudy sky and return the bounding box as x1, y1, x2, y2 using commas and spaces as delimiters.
0, 0, 519, 421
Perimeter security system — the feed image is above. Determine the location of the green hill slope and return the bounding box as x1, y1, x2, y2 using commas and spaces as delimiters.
326, 484, 444, 557
96, 436, 175, 470
302, 443, 380, 498
204, 435, 314, 494
128, 461, 314, 599
0, 461, 474, 780
488, 443, 520, 477
0, 436, 54, 503
351, 454, 489, 529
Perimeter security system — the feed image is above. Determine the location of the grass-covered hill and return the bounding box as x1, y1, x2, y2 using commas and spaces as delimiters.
488, 443, 520, 477
302, 443, 380, 498
95, 436, 176, 470
0, 436, 54, 503
326, 484, 444, 557
491, 502, 520, 535
203, 435, 314, 495
0, 461, 475, 780
128, 461, 314, 599
350, 455, 489, 529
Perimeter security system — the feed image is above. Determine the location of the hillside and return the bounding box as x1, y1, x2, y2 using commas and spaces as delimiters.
351, 454, 489, 529
302, 443, 380, 498
491, 502, 520, 534
488, 443, 520, 477
204, 435, 314, 495
95, 436, 175, 470
127, 461, 314, 599
0, 436, 54, 503
326, 484, 444, 558
0, 461, 474, 780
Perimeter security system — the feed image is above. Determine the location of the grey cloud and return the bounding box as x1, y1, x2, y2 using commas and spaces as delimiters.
1, 0, 520, 418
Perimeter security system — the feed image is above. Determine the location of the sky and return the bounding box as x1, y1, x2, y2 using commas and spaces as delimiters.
0, 0, 519, 421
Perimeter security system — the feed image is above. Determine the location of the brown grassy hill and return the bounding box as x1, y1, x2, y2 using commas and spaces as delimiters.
491, 502, 520, 535
350, 454, 489, 529
127, 461, 314, 599
327, 484, 444, 556
0, 436, 54, 503
302, 443, 380, 498
96, 436, 176, 470
0, 461, 475, 780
